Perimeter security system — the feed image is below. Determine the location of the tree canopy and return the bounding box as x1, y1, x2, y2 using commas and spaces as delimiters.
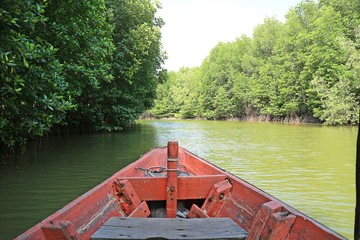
150, 0, 359, 125
1, 0, 358, 151
0, 0, 165, 150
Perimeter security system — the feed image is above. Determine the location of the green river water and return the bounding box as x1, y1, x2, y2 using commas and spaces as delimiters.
0, 120, 357, 239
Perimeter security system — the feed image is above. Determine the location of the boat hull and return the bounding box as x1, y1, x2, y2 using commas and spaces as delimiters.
17, 143, 346, 240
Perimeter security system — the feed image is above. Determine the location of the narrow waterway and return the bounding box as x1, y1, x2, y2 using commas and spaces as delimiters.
0, 120, 356, 239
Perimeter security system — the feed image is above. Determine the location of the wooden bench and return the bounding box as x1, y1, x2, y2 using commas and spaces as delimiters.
91, 217, 247, 240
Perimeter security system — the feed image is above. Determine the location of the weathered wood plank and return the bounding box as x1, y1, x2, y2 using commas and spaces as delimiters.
91, 217, 247, 240
41, 220, 78, 239
128, 201, 150, 218
188, 204, 209, 218
200, 179, 232, 217
246, 200, 283, 240
259, 212, 296, 239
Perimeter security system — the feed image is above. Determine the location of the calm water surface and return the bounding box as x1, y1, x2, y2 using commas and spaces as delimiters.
0, 120, 357, 239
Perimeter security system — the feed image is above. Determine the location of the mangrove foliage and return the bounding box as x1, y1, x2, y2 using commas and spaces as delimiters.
150, 0, 359, 125
0, 0, 165, 150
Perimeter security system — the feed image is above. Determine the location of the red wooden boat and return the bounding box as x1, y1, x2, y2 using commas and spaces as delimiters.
17, 141, 346, 240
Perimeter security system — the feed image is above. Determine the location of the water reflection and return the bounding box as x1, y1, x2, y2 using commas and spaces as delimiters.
0, 120, 356, 239
0, 125, 158, 239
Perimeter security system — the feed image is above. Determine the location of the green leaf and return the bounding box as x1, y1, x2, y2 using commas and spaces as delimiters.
10, 18, 18, 25
23, 58, 29, 68
6, 62, 16, 67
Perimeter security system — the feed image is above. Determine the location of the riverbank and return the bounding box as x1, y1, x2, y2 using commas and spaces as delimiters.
140, 111, 322, 124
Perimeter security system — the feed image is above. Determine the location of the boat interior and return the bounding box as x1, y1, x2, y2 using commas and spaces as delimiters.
18, 141, 345, 240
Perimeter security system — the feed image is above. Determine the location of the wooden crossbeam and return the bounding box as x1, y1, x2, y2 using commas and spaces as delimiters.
114, 174, 227, 201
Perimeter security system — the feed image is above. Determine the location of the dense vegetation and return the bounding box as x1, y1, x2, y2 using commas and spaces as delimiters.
0, 0, 165, 150
1, 0, 358, 151
150, 0, 359, 125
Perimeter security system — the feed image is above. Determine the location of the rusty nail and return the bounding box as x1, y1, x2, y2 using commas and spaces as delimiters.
170, 186, 175, 192
219, 193, 225, 199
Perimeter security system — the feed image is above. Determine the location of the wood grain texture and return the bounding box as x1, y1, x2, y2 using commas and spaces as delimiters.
91, 217, 247, 240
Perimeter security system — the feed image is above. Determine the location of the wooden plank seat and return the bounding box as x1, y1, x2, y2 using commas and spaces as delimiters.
91, 217, 247, 240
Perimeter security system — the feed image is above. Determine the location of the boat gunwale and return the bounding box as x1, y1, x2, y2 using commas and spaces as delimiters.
180, 147, 347, 239
16, 145, 347, 240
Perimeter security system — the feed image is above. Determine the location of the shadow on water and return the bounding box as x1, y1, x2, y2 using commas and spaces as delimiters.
0, 123, 157, 239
